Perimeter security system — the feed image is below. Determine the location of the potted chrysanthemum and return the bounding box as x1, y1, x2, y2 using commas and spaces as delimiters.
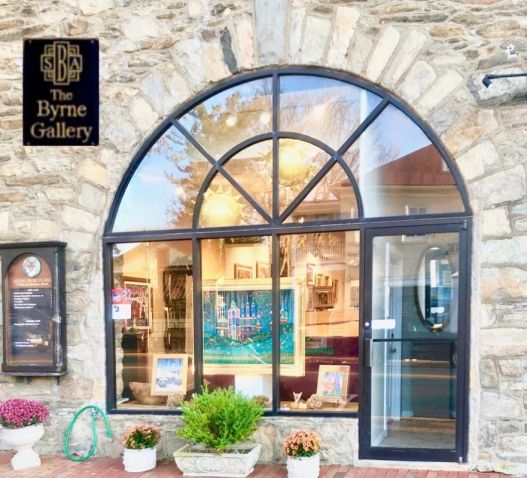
283, 430, 322, 478
0, 398, 50, 470
122, 424, 161, 472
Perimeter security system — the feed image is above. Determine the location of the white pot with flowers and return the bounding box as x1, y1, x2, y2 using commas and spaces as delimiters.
122, 424, 162, 472
0, 398, 50, 471
283, 430, 322, 478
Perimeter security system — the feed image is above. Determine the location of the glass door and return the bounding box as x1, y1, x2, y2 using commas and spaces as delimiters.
360, 224, 468, 462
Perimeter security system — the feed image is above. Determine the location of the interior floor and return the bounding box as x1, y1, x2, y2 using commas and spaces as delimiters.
379, 418, 456, 449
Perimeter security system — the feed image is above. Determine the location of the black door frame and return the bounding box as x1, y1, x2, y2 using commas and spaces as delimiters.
359, 220, 471, 463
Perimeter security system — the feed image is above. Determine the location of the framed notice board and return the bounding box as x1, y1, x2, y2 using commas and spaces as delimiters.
1, 242, 67, 376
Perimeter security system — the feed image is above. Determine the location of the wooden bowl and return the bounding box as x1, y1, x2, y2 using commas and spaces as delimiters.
129, 382, 167, 405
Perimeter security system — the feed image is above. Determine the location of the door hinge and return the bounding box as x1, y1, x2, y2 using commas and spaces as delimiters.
458, 456, 463, 464
461, 220, 468, 230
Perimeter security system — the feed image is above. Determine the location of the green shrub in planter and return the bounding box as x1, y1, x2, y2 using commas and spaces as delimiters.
177, 387, 264, 453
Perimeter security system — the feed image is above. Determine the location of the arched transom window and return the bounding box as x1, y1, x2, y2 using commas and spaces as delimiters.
104, 69, 470, 420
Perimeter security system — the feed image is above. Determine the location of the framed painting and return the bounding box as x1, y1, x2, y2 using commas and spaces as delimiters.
150, 353, 188, 396
234, 263, 253, 279
202, 278, 305, 377
256, 261, 270, 278
317, 364, 350, 404
306, 263, 315, 285
124, 279, 151, 329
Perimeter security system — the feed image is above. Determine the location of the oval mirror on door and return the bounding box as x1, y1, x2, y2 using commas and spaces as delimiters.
414, 246, 454, 332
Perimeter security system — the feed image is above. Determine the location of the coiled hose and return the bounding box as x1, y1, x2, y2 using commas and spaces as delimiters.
64, 405, 112, 462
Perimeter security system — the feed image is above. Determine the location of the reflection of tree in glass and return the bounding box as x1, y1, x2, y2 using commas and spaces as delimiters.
152, 81, 272, 227
150, 129, 210, 228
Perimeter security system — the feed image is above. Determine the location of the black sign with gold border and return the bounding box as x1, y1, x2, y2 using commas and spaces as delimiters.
23, 39, 98, 146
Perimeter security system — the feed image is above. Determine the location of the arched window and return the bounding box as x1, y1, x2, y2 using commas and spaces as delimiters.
104, 68, 470, 456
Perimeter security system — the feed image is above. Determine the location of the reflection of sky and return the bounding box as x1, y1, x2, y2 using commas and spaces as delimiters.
113, 127, 211, 232
180, 78, 272, 122
113, 78, 436, 233
370, 104, 430, 159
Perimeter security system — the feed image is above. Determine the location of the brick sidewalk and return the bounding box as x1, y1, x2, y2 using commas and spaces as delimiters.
0, 454, 504, 478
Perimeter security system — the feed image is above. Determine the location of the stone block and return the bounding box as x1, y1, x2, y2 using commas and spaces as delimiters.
482, 237, 527, 265
482, 207, 511, 237
327, 6, 360, 68
398, 60, 436, 103
172, 39, 207, 90
455, 140, 497, 181
77, 0, 113, 16
481, 329, 527, 357
482, 267, 527, 300
202, 41, 230, 82
255, 0, 288, 64
79, 183, 107, 212
481, 391, 522, 418
347, 32, 373, 75
140, 64, 190, 117
234, 17, 256, 69
288, 7, 306, 61
300, 15, 331, 64
30, 219, 61, 240
481, 359, 499, 389
188, 0, 205, 18
62, 205, 100, 233
365, 27, 400, 82
416, 70, 464, 115
472, 165, 525, 208
0, 211, 8, 234
121, 16, 160, 44
469, 68, 527, 106
383, 29, 427, 87
442, 110, 498, 156
498, 360, 524, 378
129, 96, 159, 132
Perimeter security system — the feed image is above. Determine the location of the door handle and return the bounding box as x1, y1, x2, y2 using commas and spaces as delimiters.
364, 338, 373, 368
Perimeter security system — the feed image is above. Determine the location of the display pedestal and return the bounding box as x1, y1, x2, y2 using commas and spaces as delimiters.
235, 375, 272, 398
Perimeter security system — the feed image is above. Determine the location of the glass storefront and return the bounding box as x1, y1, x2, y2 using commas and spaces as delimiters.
105, 69, 470, 462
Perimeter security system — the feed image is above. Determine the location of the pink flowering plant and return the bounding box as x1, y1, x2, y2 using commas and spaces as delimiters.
0, 398, 49, 429
283, 430, 321, 458
122, 424, 161, 450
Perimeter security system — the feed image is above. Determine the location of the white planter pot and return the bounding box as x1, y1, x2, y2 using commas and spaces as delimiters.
123, 446, 157, 472
286, 453, 320, 478
174, 443, 261, 477
1, 423, 45, 471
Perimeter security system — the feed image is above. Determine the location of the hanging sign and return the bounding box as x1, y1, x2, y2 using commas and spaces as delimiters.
23, 39, 99, 146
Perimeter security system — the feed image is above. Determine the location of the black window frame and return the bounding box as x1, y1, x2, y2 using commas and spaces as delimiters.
102, 67, 471, 423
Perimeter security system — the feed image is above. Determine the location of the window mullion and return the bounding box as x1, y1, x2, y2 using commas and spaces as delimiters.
272, 232, 280, 414
193, 237, 204, 393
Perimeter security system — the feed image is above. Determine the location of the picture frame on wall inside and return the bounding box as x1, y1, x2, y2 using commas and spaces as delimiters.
124, 279, 151, 329
317, 364, 350, 404
256, 261, 270, 278
234, 263, 253, 279
150, 353, 188, 396
306, 263, 315, 285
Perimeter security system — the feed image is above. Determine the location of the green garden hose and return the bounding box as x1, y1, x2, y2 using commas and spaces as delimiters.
64, 405, 112, 462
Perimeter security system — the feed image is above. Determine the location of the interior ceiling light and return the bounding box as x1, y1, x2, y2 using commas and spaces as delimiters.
200, 185, 243, 227
279, 140, 312, 187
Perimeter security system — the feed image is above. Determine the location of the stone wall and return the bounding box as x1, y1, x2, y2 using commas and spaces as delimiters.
0, 0, 526, 473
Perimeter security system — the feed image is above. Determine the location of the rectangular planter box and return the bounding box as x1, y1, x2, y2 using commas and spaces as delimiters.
173, 443, 261, 477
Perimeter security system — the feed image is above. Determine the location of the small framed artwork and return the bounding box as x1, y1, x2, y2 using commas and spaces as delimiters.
124, 279, 151, 329
151, 354, 188, 396
234, 263, 253, 279
256, 261, 270, 278
317, 365, 350, 404
306, 263, 315, 285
